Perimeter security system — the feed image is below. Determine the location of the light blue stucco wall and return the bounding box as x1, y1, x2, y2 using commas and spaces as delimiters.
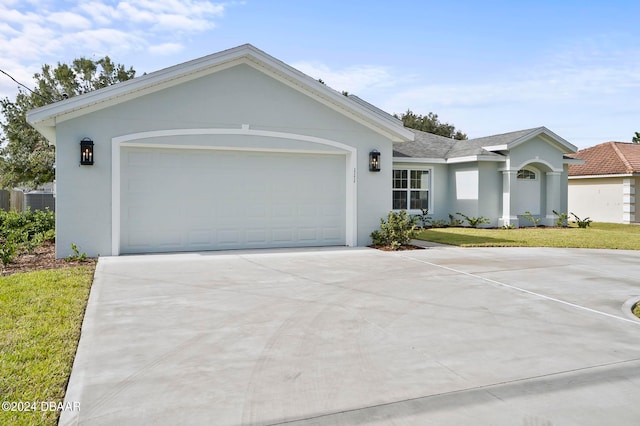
508, 137, 565, 172
54, 64, 395, 257
477, 162, 502, 227
447, 163, 480, 220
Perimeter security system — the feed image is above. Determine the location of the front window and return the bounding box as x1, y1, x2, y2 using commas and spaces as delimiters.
517, 169, 536, 180
393, 169, 430, 210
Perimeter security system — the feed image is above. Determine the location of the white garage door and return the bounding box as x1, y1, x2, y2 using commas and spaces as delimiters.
120, 147, 346, 254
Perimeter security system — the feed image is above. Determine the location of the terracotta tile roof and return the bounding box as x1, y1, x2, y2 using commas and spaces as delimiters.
568, 142, 640, 176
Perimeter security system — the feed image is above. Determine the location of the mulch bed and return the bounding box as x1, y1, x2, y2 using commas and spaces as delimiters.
1, 241, 97, 276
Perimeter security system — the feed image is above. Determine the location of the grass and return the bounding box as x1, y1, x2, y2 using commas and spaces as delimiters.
634, 303, 640, 319
415, 222, 640, 250
0, 267, 94, 426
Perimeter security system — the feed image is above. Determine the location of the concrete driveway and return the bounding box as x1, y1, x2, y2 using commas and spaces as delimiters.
60, 246, 640, 425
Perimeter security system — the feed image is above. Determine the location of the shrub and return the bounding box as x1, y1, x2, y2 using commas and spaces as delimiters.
65, 243, 87, 262
371, 210, 418, 250
0, 208, 55, 260
0, 241, 17, 273
456, 212, 490, 228
552, 210, 568, 227
570, 212, 592, 228
430, 219, 448, 228
413, 208, 431, 228
521, 211, 541, 227
448, 213, 463, 227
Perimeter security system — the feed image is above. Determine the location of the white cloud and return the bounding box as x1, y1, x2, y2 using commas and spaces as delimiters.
291, 61, 397, 94
47, 11, 92, 30
149, 42, 184, 55
0, 0, 232, 99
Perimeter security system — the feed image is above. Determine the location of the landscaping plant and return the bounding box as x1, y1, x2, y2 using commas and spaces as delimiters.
570, 212, 592, 228
0, 208, 55, 271
414, 208, 432, 228
521, 211, 541, 227
456, 212, 490, 228
552, 210, 568, 227
448, 213, 463, 227
371, 210, 418, 250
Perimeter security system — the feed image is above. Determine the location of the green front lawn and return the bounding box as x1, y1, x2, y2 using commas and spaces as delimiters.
0, 267, 94, 426
415, 222, 640, 250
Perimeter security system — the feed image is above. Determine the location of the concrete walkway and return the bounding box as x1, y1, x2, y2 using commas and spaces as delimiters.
60, 246, 640, 425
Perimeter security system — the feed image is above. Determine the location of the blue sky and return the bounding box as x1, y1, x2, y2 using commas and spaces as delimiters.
1, 0, 638, 148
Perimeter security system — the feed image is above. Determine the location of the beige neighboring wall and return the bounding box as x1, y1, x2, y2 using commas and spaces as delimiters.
568, 176, 638, 223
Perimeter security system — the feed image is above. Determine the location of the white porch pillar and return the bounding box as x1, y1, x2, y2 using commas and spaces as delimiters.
623, 178, 636, 224
499, 170, 518, 227
545, 172, 562, 226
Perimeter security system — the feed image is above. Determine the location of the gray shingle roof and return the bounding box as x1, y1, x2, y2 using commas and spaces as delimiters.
465, 127, 544, 147
393, 129, 508, 160
393, 129, 457, 158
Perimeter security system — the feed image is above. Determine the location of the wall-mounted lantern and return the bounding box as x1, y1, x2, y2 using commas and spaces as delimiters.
369, 149, 381, 172
80, 138, 94, 165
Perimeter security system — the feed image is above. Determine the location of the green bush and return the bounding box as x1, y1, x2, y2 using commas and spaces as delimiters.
448, 214, 463, 227
371, 210, 418, 250
552, 210, 568, 227
570, 212, 592, 228
456, 212, 490, 228
413, 208, 432, 228
0, 208, 55, 266
521, 211, 541, 227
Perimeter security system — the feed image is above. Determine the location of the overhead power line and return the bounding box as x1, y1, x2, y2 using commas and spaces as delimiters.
0, 68, 52, 102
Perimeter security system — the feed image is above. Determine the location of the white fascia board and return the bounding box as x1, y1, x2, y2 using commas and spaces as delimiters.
27, 43, 414, 145
392, 157, 446, 164
445, 155, 506, 164
569, 173, 639, 180
508, 127, 578, 153
563, 157, 585, 165
482, 144, 508, 151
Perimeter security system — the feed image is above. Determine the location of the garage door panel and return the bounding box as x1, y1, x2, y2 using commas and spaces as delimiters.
120, 147, 346, 254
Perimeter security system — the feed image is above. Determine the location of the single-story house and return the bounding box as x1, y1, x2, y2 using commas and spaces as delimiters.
568, 142, 640, 224
26, 44, 580, 258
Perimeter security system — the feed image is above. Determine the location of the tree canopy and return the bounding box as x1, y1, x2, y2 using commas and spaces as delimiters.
395, 109, 467, 140
633, 132, 640, 144
0, 57, 135, 189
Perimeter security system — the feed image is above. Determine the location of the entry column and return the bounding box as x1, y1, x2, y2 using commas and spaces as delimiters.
499, 170, 518, 227
545, 172, 561, 226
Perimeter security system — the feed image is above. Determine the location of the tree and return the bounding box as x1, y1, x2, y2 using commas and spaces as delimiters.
633, 132, 640, 143
0, 57, 135, 189
395, 109, 467, 140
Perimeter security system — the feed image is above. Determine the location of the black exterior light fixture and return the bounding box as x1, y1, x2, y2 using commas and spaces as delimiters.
369, 149, 381, 172
80, 138, 94, 165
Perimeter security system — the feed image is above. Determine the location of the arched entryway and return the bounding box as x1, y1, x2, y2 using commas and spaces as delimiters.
500, 160, 563, 227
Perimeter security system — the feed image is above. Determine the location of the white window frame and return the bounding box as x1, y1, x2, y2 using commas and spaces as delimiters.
517, 168, 537, 180
392, 167, 432, 212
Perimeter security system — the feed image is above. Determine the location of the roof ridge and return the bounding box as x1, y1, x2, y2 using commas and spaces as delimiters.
610, 142, 633, 173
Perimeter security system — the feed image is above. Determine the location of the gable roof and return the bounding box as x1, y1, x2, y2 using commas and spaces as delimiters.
469, 126, 577, 152
394, 126, 577, 162
569, 142, 640, 176
27, 44, 414, 145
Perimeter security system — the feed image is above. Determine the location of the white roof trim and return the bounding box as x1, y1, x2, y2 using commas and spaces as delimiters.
480, 127, 578, 154
569, 173, 640, 179
563, 157, 584, 164
482, 144, 508, 151
504, 127, 577, 153
446, 155, 506, 164
392, 157, 446, 164
27, 44, 414, 145
393, 155, 506, 165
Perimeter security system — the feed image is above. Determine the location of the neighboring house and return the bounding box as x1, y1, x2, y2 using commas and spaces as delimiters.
26, 44, 579, 258
568, 142, 640, 224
